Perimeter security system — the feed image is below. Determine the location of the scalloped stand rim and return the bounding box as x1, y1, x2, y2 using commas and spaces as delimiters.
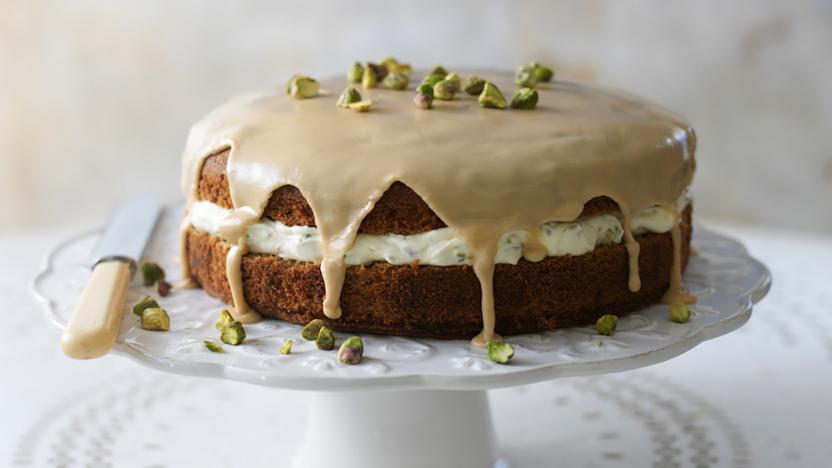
33, 208, 771, 468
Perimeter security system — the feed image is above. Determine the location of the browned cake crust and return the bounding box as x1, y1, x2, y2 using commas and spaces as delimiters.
185, 205, 692, 338
197, 150, 622, 235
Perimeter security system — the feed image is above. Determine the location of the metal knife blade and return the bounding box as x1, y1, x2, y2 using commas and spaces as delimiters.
88, 195, 162, 269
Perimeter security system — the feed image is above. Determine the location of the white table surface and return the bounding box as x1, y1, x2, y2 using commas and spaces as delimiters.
2, 221, 830, 468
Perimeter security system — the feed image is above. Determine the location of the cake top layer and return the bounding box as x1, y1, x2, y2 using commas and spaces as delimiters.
183, 73, 694, 218
180, 70, 696, 343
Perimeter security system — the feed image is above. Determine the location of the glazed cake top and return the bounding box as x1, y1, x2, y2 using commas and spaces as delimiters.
180, 70, 696, 344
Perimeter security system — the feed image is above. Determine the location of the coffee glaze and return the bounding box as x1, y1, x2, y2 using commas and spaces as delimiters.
180, 72, 697, 345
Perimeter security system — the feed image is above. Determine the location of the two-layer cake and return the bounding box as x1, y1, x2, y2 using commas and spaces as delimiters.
179, 70, 696, 345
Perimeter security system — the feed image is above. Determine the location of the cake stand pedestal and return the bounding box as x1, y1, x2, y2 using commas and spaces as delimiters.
33, 207, 771, 468
297, 390, 497, 468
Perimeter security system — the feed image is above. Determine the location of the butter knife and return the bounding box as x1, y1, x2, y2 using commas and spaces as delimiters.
61, 195, 162, 359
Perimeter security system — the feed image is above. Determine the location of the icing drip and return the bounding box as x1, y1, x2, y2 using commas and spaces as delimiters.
179, 72, 696, 345
224, 238, 261, 323
308, 185, 384, 320
470, 237, 501, 347
177, 214, 197, 289
662, 204, 697, 305
217, 207, 262, 323
321, 257, 345, 319
521, 227, 547, 263
621, 208, 642, 293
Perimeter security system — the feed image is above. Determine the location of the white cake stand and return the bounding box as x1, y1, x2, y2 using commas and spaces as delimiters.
33, 207, 771, 468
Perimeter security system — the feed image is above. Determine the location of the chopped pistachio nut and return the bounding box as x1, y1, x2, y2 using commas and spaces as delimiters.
413, 83, 434, 110
366, 62, 388, 81
203, 340, 224, 353
433, 79, 457, 101
390, 63, 412, 78
141, 307, 170, 331
383, 72, 409, 90
348, 100, 373, 112
478, 82, 507, 109
336, 87, 362, 108
422, 74, 445, 87
427, 65, 448, 78
215, 309, 234, 330
462, 75, 486, 95
292, 76, 321, 99
531, 61, 554, 82
289, 76, 320, 99
514, 65, 538, 88
379, 56, 398, 71
337, 336, 364, 365
284, 74, 301, 94
487, 340, 515, 364
133, 295, 159, 317
346, 62, 364, 83
445, 72, 462, 92
510, 87, 539, 109
220, 321, 246, 345
444, 73, 461, 92
301, 319, 324, 341
315, 326, 336, 351
156, 280, 172, 297
140, 261, 165, 287
278, 339, 294, 355
596, 314, 618, 336
669, 302, 691, 323
361, 66, 377, 89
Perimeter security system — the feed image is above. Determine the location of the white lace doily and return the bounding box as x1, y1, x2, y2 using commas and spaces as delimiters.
33, 207, 770, 391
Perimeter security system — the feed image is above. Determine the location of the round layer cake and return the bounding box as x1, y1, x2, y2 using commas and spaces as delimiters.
179, 70, 697, 343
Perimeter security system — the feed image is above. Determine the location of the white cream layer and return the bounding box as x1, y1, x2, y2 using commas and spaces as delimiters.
189, 196, 688, 267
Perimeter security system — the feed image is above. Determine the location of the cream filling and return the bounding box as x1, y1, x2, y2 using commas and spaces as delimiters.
189, 195, 689, 267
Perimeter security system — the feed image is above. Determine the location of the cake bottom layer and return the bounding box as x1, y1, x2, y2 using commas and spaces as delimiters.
185, 206, 692, 339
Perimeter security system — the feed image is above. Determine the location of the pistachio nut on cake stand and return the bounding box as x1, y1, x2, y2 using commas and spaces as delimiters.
33, 206, 771, 468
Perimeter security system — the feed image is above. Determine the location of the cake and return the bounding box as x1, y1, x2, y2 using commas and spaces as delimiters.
179, 66, 696, 345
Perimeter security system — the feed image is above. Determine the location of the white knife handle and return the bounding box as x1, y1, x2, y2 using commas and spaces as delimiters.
61, 259, 132, 359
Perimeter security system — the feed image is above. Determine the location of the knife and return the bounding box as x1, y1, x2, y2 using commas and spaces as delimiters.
61, 195, 162, 359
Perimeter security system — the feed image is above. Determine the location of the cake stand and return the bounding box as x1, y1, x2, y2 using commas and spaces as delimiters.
33, 207, 771, 468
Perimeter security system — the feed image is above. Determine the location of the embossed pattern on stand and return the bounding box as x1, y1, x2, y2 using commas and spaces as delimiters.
33, 206, 771, 391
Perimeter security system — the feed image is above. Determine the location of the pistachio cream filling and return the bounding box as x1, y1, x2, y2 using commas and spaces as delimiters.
188, 194, 688, 267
